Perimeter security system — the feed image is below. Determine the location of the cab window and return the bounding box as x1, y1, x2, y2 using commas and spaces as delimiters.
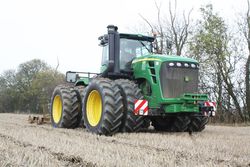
120, 38, 151, 70
101, 44, 109, 65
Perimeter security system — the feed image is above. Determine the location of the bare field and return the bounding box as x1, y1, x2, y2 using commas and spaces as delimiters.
0, 114, 249, 167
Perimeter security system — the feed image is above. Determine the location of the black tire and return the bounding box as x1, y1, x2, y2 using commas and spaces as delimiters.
142, 118, 151, 129
115, 79, 145, 132
188, 113, 208, 132
50, 85, 81, 128
74, 86, 85, 127
151, 117, 174, 131
171, 115, 191, 132
82, 78, 123, 135
74, 86, 85, 101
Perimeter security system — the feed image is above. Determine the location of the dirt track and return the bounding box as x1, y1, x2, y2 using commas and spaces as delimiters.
0, 113, 249, 167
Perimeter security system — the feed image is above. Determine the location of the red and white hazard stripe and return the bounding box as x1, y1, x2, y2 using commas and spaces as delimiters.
204, 101, 216, 116
134, 100, 148, 115
204, 101, 216, 110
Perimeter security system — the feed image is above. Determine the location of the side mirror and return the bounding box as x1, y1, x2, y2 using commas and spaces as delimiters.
66, 71, 77, 83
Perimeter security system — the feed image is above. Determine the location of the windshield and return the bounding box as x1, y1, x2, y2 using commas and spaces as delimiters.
120, 38, 152, 70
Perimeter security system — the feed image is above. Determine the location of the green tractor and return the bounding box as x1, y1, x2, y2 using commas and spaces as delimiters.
50, 25, 216, 135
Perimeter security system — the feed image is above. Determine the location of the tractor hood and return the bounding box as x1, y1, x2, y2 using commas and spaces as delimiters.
132, 54, 198, 64
131, 53, 200, 108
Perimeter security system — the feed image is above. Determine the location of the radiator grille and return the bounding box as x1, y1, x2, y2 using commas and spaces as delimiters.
160, 62, 199, 98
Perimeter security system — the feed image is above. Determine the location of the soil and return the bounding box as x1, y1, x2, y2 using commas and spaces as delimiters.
0, 113, 249, 167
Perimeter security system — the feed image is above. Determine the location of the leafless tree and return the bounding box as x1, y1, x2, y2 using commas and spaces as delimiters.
139, 0, 192, 55
168, 0, 192, 55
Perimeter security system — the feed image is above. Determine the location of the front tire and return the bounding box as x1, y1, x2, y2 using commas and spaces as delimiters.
188, 113, 208, 132
151, 117, 174, 131
82, 78, 123, 135
171, 115, 191, 132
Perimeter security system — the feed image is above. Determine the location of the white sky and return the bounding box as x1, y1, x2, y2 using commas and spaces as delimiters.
0, 0, 247, 74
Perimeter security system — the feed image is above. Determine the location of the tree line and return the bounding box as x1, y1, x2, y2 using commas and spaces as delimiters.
0, 59, 64, 114
139, 1, 250, 123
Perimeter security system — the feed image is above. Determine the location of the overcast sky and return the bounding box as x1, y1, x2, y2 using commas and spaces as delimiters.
0, 0, 247, 74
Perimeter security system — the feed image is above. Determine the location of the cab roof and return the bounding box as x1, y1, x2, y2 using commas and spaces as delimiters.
120, 33, 155, 42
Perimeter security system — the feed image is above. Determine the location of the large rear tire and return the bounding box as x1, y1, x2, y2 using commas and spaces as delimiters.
50, 85, 81, 128
188, 113, 208, 132
82, 78, 123, 135
115, 79, 145, 132
142, 118, 151, 129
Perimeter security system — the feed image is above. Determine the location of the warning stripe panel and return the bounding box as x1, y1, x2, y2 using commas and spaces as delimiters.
134, 100, 147, 113
205, 101, 216, 107
134, 100, 148, 115
204, 101, 217, 112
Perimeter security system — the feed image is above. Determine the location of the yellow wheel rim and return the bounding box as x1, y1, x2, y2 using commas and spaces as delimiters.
86, 90, 102, 126
52, 95, 62, 124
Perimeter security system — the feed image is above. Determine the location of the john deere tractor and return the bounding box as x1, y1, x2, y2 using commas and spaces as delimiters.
50, 25, 215, 135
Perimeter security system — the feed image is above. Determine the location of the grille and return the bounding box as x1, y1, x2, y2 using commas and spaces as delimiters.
160, 62, 198, 98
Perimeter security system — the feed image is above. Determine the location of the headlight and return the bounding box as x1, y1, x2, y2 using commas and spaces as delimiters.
169, 62, 175, 66
191, 64, 196, 68
184, 63, 189, 67
176, 62, 182, 67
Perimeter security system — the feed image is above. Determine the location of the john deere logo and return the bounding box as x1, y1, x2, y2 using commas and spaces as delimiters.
184, 76, 190, 82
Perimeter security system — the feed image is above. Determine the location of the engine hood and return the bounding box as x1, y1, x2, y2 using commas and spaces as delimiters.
132, 54, 198, 64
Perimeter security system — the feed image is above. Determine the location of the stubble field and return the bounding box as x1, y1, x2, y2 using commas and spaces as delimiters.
0, 113, 249, 167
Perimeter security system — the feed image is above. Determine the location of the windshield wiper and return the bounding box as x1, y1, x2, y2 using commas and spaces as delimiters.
138, 41, 151, 53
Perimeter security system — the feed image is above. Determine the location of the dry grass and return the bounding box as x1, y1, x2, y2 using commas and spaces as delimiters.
0, 113, 249, 167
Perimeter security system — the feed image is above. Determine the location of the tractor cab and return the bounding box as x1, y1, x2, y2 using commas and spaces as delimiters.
99, 25, 154, 78
119, 37, 153, 70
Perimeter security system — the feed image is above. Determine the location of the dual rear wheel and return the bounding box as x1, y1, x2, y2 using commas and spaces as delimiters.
82, 78, 147, 135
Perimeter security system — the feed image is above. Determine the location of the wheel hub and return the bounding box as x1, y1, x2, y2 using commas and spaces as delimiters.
52, 95, 62, 124
86, 90, 102, 126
